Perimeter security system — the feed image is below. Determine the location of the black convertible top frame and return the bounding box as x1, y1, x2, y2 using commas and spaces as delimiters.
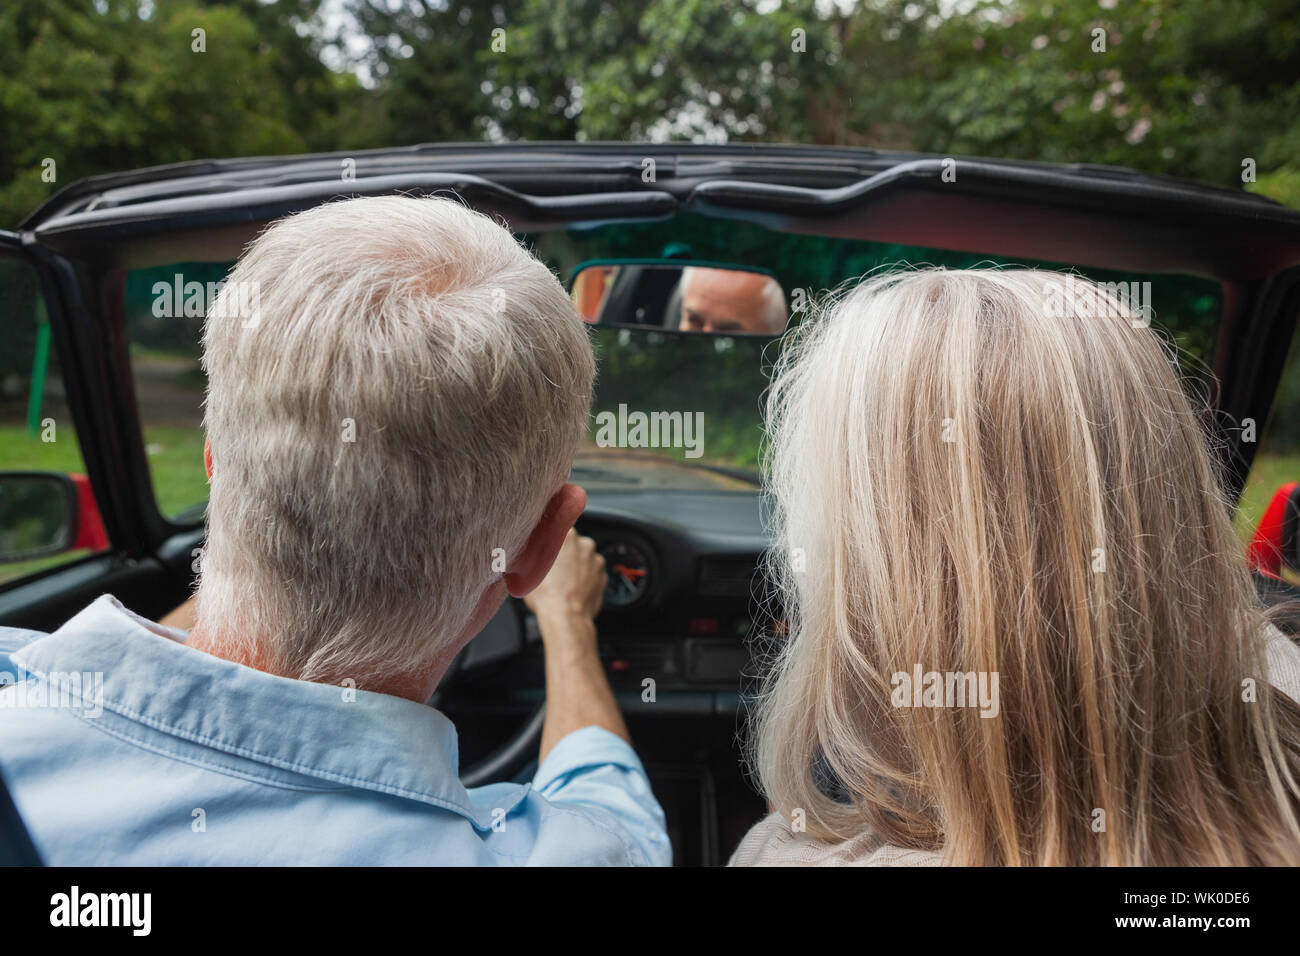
7, 143, 1300, 562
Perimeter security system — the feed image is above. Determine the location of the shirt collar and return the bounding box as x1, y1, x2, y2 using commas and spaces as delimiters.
9, 595, 526, 829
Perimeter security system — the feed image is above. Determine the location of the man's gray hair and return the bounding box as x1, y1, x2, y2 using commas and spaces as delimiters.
197, 195, 594, 684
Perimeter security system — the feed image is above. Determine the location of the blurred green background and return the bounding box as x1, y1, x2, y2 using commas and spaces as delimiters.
3, 0, 1299, 225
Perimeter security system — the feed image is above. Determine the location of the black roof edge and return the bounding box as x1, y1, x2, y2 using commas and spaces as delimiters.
30, 172, 680, 244
689, 157, 1300, 230
20, 141, 1285, 231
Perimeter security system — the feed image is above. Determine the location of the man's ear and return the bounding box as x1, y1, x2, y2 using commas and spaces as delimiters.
504, 483, 586, 598
204, 438, 214, 480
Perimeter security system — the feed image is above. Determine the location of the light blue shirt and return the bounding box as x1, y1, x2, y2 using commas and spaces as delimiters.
0, 595, 670, 866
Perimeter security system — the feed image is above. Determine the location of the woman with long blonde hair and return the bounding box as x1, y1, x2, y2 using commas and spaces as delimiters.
734, 268, 1300, 866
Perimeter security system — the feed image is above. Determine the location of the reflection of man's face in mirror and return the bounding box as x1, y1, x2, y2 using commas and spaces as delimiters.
679, 267, 786, 334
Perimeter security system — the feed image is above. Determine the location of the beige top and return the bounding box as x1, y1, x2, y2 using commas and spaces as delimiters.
729, 626, 1300, 867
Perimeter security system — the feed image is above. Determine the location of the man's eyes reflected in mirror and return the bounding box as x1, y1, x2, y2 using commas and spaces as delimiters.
680, 309, 747, 335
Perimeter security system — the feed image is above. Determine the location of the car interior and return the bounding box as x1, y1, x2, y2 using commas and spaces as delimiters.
4, 145, 1300, 864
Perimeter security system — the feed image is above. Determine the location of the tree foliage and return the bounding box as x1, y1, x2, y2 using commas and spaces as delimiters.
2, 0, 1298, 225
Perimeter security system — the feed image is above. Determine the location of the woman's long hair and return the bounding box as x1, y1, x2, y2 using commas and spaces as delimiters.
753, 267, 1300, 865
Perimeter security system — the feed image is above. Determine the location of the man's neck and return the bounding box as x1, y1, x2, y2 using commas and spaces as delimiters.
185, 622, 446, 703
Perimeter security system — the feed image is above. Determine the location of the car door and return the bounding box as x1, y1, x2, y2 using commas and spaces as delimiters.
0, 230, 195, 632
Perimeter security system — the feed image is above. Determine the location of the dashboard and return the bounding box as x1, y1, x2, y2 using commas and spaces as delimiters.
448, 488, 773, 715
579, 489, 772, 694
585, 489, 767, 606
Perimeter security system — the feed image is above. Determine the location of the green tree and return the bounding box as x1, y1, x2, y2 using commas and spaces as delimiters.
0, 0, 374, 227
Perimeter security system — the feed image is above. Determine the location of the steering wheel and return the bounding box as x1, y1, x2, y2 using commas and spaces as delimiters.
459, 702, 546, 788
431, 597, 547, 788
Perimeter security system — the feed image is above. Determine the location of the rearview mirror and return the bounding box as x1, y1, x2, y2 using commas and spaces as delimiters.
571, 260, 789, 336
0, 472, 78, 564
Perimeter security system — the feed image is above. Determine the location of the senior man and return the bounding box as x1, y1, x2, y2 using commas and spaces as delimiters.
0, 196, 670, 866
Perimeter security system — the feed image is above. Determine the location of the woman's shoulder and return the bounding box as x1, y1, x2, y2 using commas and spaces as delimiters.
727, 812, 945, 867
1264, 623, 1300, 703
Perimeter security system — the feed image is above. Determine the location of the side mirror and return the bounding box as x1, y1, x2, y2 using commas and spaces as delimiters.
0, 471, 107, 565
571, 260, 789, 337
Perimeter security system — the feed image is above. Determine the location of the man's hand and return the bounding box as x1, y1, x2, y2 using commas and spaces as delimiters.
523, 528, 606, 626
524, 527, 630, 761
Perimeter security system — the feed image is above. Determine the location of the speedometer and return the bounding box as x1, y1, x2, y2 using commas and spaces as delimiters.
598, 540, 651, 607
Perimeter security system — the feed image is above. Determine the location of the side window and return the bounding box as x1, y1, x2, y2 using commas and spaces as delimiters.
124, 263, 224, 523
0, 256, 108, 585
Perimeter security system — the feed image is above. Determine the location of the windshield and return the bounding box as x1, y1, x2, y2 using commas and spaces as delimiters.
530, 214, 1223, 493
116, 212, 1224, 514
576, 327, 770, 491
